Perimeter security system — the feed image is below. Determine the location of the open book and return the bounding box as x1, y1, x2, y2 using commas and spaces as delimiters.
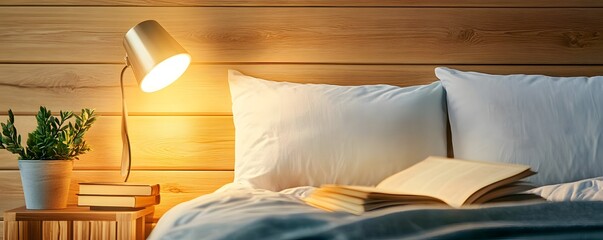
304, 156, 540, 215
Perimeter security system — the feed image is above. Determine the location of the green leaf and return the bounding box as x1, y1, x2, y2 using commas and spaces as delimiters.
1, 107, 96, 160
8, 109, 14, 123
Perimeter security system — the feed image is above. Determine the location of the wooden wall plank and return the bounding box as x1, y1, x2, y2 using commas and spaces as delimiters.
0, 116, 235, 170
0, 63, 236, 115
0, 170, 234, 222
1, 0, 603, 7
1, 8, 602, 64
1, 64, 602, 115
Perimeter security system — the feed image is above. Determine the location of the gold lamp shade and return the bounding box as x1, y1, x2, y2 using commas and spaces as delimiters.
123, 20, 191, 92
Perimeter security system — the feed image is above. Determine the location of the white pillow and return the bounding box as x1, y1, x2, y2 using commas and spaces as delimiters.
436, 67, 603, 186
229, 70, 447, 191
528, 177, 603, 201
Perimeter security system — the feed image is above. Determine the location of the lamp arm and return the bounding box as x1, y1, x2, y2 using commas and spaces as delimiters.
120, 64, 132, 182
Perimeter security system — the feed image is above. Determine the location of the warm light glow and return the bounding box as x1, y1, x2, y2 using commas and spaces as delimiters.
140, 53, 191, 93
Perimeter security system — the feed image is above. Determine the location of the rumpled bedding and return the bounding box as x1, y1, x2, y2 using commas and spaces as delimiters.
149, 178, 603, 240
528, 176, 603, 201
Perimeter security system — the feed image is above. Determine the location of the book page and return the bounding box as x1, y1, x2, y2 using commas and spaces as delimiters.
375, 156, 530, 207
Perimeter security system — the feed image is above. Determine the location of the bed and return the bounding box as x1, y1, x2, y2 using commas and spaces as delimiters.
147, 68, 603, 239
146, 2, 603, 239
149, 181, 603, 239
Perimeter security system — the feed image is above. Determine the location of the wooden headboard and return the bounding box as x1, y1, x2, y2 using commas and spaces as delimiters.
1, 1, 602, 231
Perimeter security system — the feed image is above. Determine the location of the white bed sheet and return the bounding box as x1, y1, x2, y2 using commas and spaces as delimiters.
219, 176, 603, 202
528, 176, 603, 201
150, 177, 603, 239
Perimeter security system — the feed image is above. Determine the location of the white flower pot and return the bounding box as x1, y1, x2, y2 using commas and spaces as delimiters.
18, 160, 73, 209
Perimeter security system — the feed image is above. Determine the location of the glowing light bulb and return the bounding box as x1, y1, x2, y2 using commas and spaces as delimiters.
139, 53, 191, 93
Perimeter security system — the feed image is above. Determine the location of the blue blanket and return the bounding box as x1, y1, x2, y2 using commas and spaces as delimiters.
149, 187, 603, 240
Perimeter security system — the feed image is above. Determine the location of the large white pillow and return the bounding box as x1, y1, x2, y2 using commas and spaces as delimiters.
229, 70, 447, 191
437, 67, 603, 186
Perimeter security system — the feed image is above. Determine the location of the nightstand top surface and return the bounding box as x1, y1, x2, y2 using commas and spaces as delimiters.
4, 205, 154, 222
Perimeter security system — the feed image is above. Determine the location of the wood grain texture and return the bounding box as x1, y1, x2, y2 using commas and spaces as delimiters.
2, 64, 602, 115
0, 221, 3, 240
73, 221, 90, 240
1, 8, 602, 64
2, 206, 154, 240
0, 170, 234, 222
3, 221, 14, 240
0, 64, 233, 115
6, 206, 153, 222
1, 0, 603, 7
0, 116, 234, 170
116, 219, 136, 240
42, 221, 70, 240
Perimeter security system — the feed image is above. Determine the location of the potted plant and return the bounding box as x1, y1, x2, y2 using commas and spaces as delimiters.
0, 107, 97, 209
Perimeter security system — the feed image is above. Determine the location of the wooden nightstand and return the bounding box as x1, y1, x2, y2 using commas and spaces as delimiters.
3, 206, 154, 240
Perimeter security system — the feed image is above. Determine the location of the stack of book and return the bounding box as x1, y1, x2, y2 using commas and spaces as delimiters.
304, 156, 542, 215
77, 183, 160, 210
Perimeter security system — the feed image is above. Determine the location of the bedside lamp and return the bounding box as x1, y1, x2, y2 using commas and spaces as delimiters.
120, 20, 191, 181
